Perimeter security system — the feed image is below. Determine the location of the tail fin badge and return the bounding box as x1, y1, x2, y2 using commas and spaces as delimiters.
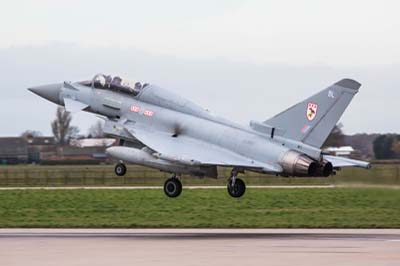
306, 102, 318, 121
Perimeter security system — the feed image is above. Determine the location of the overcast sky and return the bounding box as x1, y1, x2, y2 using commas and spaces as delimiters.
1, 0, 400, 136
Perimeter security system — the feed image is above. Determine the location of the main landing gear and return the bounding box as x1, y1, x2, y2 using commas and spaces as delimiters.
227, 169, 246, 198
113, 165, 245, 198
115, 163, 127, 176
164, 175, 182, 198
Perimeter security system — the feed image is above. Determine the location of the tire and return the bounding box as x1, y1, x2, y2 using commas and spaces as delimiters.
164, 178, 183, 198
115, 163, 127, 176
227, 178, 246, 198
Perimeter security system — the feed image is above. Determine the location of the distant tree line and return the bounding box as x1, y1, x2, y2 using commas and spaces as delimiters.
21, 107, 105, 147
373, 134, 400, 160
322, 124, 398, 160
51, 107, 80, 145
323, 124, 345, 148
51, 107, 105, 144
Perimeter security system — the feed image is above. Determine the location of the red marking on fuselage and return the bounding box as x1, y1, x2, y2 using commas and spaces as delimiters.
131, 106, 140, 113
144, 110, 154, 117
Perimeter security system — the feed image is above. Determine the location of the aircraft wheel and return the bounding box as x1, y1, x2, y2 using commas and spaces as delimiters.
115, 163, 127, 176
227, 178, 246, 198
164, 178, 182, 198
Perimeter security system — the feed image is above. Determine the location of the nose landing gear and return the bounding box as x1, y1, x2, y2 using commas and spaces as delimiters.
115, 163, 127, 176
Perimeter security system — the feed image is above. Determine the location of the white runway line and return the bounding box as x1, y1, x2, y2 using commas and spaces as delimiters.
0, 228, 399, 234
0, 185, 336, 190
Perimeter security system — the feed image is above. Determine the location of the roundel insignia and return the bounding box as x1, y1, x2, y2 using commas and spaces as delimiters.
306, 102, 318, 121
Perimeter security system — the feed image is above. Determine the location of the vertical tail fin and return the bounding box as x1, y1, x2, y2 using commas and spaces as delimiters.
265, 79, 361, 148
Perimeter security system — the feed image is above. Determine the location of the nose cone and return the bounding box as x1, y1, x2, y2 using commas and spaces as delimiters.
28, 83, 63, 104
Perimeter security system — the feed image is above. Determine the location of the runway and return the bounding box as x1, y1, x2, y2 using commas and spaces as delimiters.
0, 229, 399, 266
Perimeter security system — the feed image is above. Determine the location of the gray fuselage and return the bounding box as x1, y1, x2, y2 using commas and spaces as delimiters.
61, 82, 310, 173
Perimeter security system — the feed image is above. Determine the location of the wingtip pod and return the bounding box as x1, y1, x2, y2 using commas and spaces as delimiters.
334, 79, 362, 91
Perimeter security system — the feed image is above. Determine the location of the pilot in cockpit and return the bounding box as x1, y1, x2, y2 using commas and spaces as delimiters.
111, 76, 122, 86
134, 82, 142, 92
104, 75, 113, 88
86, 74, 145, 96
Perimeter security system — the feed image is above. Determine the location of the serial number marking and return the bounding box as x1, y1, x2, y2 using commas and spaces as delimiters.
130, 106, 140, 113
144, 110, 154, 117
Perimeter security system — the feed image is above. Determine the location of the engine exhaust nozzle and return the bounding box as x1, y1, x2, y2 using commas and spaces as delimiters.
280, 150, 317, 177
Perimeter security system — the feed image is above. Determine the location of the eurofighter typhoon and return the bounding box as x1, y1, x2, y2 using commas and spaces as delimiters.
29, 74, 370, 198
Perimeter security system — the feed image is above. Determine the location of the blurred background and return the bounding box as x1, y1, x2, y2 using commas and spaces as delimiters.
1, 0, 400, 186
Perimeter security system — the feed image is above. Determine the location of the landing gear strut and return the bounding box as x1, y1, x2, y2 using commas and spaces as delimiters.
115, 163, 127, 176
227, 169, 246, 198
164, 175, 183, 198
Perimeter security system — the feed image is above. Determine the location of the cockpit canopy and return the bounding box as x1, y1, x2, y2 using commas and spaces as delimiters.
80, 74, 148, 96
79, 74, 213, 119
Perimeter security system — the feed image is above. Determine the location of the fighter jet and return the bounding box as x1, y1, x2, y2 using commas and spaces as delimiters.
29, 74, 370, 198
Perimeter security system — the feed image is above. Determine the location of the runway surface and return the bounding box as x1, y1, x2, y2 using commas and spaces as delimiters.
0, 229, 399, 266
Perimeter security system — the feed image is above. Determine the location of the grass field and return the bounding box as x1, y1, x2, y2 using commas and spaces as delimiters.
0, 188, 399, 228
